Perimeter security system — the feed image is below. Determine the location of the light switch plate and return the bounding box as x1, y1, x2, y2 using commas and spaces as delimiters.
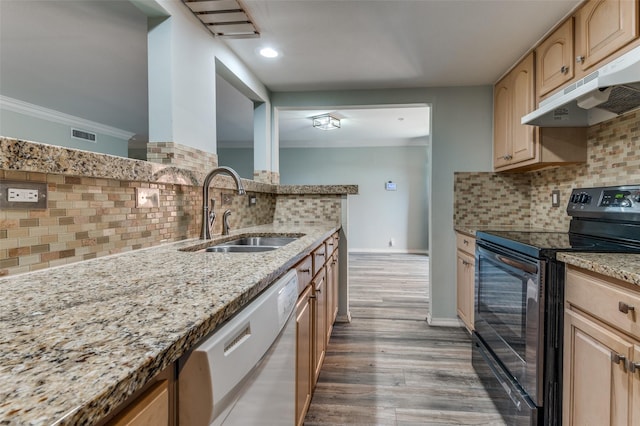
0, 180, 47, 209
222, 193, 233, 205
136, 188, 160, 208
551, 190, 560, 207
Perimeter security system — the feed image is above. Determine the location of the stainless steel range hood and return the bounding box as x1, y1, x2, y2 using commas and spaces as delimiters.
522, 44, 640, 127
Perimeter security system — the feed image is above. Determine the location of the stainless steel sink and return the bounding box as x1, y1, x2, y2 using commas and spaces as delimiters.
222, 237, 298, 247
205, 245, 277, 253
204, 235, 299, 253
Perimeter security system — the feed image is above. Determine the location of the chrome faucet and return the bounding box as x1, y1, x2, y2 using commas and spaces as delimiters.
201, 166, 245, 239
222, 209, 232, 235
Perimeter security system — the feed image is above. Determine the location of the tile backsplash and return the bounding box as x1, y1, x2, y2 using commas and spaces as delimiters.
455, 110, 640, 230
0, 137, 351, 277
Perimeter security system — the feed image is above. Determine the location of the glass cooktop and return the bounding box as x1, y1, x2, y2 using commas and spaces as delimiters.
476, 230, 640, 259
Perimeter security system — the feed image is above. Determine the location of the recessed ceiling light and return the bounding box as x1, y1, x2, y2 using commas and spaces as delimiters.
259, 47, 279, 58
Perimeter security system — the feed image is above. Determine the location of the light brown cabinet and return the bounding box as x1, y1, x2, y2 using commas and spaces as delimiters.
455, 232, 475, 331
295, 285, 313, 426
574, 0, 639, 78
312, 266, 327, 385
493, 53, 537, 170
563, 266, 640, 426
108, 380, 170, 426
294, 232, 340, 424
493, 50, 588, 172
536, 18, 574, 98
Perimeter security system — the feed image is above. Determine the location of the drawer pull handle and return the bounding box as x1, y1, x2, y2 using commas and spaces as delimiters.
618, 301, 635, 314
317, 253, 325, 257
463, 239, 469, 245
611, 352, 626, 366
630, 362, 640, 373
462, 260, 471, 266
299, 268, 310, 273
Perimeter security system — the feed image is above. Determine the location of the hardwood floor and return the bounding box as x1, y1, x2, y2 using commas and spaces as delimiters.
304, 253, 505, 425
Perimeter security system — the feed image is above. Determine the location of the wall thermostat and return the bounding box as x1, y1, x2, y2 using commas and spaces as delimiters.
385, 181, 397, 191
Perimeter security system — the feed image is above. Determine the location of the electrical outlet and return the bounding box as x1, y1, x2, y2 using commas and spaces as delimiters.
8, 188, 39, 202
0, 180, 47, 209
551, 190, 560, 207
248, 195, 257, 207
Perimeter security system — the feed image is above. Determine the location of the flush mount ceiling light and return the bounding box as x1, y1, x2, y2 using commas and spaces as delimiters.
182, 0, 260, 38
312, 113, 341, 130
259, 47, 279, 58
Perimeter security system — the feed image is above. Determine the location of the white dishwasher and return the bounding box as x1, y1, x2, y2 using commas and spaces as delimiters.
179, 270, 298, 426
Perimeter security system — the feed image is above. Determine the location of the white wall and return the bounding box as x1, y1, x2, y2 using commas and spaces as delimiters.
0, 109, 129, 157
280, 146, 428, 252
151, 1, 272, 159
272, 87, 494, 324
216, 148, 254, 180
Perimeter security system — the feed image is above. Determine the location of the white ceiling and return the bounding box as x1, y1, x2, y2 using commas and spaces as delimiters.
224, 0, 581, 91
0, 0, 582, 151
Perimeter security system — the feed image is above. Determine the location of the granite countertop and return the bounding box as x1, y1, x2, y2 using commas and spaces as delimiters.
557, 252, 640, 286
0, 222, 339, 425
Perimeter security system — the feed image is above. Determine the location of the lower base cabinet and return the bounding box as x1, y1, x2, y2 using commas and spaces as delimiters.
312, 266, 327, 385
295, 285, 313, 426
295, 232, 340, 424
107, 380, 170, 426
563, 266, 640, 426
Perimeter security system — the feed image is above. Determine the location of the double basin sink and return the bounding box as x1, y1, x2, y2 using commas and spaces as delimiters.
205, 236, 298, 253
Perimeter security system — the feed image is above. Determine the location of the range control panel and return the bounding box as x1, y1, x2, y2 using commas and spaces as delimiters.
568, 185, 640, 217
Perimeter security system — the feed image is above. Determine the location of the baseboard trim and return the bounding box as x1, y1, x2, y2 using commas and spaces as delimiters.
349, 248, 429, 255
426, 313, 464, 328
336, 311, 352, 323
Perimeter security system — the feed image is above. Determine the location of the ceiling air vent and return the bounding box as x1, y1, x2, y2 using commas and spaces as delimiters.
182, 0, 260, 38
71, 128, 97, 142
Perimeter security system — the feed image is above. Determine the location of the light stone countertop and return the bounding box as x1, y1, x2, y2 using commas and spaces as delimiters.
557, 252, 640, 286
0, 222, 339, 425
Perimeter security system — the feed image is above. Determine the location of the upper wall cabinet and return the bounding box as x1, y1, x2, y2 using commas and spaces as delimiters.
493, 52, 588, 172
536, 18, 575, 98
494, 53, 536, 170
574, 0, 639, 78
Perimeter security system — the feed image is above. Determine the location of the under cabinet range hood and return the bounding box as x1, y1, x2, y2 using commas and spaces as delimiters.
522, 44, 640, 127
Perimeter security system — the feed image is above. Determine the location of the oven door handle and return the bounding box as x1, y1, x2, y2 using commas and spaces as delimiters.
496, 254, 538, 275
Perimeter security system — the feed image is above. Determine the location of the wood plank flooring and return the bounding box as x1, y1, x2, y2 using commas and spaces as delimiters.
304, 253, 506, 425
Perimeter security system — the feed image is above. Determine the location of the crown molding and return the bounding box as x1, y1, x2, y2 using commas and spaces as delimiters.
0, 95, 135, 140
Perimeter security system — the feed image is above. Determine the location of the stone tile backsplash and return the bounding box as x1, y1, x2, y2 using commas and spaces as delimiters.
455, 110, 640, 230
0, 137, 349, 277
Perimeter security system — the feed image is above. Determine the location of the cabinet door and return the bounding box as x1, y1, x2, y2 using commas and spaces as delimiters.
325, 257, 335, 340
575, 0, 639, 74
312, 267, 327, 385
536, 18, 574, 97
493, 78, 512, 169
563, 309, 632, 426
331, 250, 339, 325
632, 345, 640, 426
110, 381, 169, 426
510, 53, 536, 164
295, 286, 312, 426
456, 250, 474, 331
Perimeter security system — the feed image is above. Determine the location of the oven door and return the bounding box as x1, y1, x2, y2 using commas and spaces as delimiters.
475, 240, 545, 405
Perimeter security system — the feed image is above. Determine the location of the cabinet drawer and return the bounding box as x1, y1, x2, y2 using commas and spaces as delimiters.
295, 256, 313, 294
312, 244, 327, 276
566, 267, 640, 339
456, 233, 476, 256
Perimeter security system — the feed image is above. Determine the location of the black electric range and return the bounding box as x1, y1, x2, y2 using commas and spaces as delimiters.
472, 184, 640, 426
